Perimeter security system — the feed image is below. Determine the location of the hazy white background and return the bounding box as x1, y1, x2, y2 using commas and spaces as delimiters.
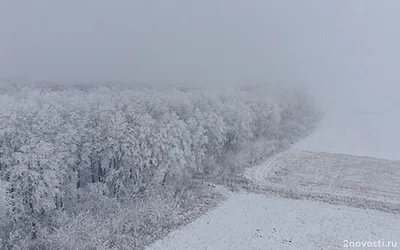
1, 0, 400, 111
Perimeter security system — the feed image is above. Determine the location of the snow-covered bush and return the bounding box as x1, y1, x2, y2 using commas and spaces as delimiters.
0, 83, 320, 249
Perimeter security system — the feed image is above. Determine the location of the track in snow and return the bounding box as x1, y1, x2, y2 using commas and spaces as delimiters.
245, 148, 298, 187
245, 149, 400, 213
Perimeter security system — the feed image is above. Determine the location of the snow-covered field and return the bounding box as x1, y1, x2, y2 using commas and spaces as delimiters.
147, 108, 400, 250
246, 149, 400, 213
148, 193, 400, 250
295, 110, 400, 161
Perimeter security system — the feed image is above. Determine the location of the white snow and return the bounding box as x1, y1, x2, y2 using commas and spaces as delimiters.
148, 193, 400, 250
294, 110, 400, 161
147, 107, 400, 250
246, 149, 400, 212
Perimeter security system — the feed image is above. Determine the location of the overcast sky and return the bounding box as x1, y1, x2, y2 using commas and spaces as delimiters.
1, 0, 400, 109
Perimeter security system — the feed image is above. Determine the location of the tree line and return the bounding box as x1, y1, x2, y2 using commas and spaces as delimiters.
0, 84, 320, 249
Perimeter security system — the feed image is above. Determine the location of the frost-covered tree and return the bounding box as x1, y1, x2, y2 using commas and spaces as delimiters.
0, 83, 320, 249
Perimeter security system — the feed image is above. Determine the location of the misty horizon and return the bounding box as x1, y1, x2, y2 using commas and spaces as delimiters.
2, 1, 400, 110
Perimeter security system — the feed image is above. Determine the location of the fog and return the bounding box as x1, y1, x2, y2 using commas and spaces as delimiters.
1, 0, 400, 111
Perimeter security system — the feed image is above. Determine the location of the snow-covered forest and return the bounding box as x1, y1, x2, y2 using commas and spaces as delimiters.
0, 83, 320, 249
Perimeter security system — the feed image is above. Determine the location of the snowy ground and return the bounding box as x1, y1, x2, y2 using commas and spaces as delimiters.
246, 149, 400, 213
147, 109, 400, 250
148, 193, 400, 250
295, 110, 400, 161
